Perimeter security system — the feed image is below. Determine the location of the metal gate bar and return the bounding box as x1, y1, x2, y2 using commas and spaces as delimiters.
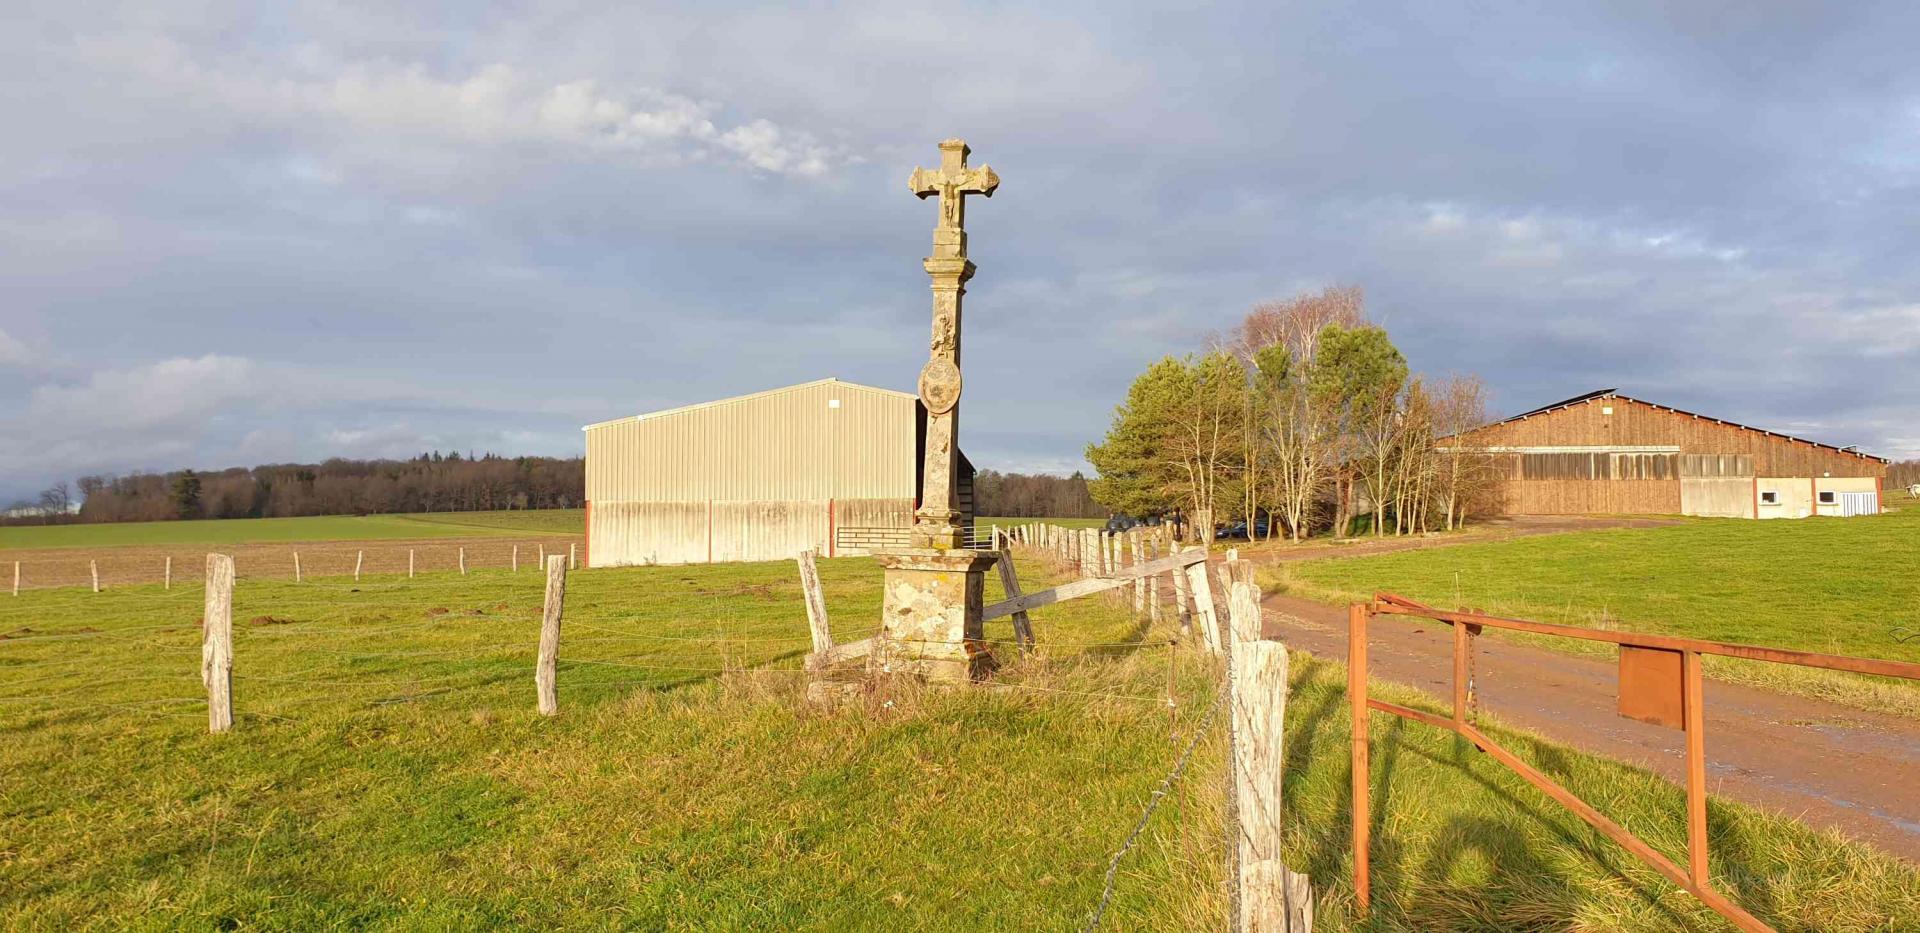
1349, 592, 1920, 933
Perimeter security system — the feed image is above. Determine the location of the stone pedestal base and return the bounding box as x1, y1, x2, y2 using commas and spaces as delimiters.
871, 548, 999, 683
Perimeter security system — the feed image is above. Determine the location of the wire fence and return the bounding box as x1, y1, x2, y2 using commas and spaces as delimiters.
0, 536, 584, 593
1, 532, 1255, 928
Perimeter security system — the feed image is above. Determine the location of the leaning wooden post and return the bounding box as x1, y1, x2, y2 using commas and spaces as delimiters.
1230, 575, 1311, 932
536, 555, 567, 716
354, 550, 363, 582
796, 550, 834, 663
202, 554, 235, 734
1121, 533, 1136, 618
1171, 548, 1193, 635
293, 551, 302, 583
1349, 603, 1371, 913
90, 559, 100, 593
995, 548, 1036, 653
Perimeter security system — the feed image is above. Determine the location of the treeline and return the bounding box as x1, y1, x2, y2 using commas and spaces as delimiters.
973, 470, 1105, 518
11, 453, 585, 525
1890, 460, 1920, 492
1086, 287, 1502, 540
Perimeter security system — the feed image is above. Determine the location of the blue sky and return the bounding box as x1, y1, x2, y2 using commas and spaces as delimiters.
4, 2, 1918, 503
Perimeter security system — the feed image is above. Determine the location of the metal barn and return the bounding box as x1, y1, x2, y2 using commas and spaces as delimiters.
582, 378, 974, 566
1452, 389, 1888, 519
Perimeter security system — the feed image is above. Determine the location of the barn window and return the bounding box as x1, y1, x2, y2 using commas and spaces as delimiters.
1818, 491, 1837, 505
1759, 490, 1780, 505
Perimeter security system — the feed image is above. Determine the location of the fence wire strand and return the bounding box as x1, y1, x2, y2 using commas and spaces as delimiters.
1081, 682, 1227, 932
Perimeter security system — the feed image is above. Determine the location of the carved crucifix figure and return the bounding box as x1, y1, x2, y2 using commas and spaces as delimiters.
907, 138, 998, 550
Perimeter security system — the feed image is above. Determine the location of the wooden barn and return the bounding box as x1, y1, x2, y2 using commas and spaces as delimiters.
1450, 389, 1888, 519
582, 378, 975, 566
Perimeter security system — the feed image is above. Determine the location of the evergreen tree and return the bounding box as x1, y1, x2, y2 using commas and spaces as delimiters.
170, 470, 202, 519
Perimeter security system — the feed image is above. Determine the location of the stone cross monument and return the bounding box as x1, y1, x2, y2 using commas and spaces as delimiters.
871, 138, 1001, 683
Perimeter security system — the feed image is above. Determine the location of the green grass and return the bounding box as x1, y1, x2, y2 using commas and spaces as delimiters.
0, 510, 583, 551
3, 556, 1915, 929
1269, 500, 1920, 716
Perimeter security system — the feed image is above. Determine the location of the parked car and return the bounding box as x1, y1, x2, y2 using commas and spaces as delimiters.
1215, 518, 1273, 540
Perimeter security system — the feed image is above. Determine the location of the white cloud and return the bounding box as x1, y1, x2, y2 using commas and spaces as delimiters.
69, 39, 842, 178
25, 355, 256, 432
0, 328, 29, 368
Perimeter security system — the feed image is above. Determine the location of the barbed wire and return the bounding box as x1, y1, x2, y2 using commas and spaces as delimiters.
1081, 682, 1227, 932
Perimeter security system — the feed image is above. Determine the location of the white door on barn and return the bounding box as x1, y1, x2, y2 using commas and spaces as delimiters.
1838, 492, 1879, 517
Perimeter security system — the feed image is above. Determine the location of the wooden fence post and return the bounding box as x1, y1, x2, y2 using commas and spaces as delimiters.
459, 547, 467, 576
354, 550, 363, 582
11, 561, 18, 596
90, 559, 100, 593
512, 544, 519, 573
1132, 533, 1147, 616
995, 548, 1036, 653
1147, 536, 1162, 625
797, 550, 833, 661
570, 543, 577, 571
536, 555, 567, 716
203, 554, 235, 734
1185, 552, 1224, 655
1229, 573, 1311, 931
293, 552, 302, 583
1226, 559, 1261, 644
408, 549, 415, 579
539, 544, 546, 569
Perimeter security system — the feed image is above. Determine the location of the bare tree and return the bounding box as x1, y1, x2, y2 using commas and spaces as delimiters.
36, 482, 71, 523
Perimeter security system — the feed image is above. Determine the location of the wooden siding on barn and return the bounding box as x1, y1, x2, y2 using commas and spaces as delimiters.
1466, 396, 1885, 478
1458, 394, 1884, 517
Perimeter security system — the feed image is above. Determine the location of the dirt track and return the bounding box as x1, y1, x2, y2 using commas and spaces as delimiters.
0, 536, 585, 590
1259, 591, 1920, 861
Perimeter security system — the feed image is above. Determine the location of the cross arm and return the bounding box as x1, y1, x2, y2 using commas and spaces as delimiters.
908, 165, 1001, 198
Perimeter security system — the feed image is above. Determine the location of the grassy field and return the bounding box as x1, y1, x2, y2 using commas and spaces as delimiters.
3, 556, 1915, 928
0, 510, 584, 551
1269, 498, 1920, 715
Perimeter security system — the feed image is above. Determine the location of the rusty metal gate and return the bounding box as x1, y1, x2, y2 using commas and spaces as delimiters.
1347, 592, 1920, 933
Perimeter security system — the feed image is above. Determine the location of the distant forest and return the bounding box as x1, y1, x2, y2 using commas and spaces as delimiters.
7, 458, 1109, 525
11, 453, 585, 525
973, 470, 1106, 518
1891, 459, 1920, 490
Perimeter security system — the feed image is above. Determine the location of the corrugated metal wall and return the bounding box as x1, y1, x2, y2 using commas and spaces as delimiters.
585, 380, 917, 503
583, 380, 928, 566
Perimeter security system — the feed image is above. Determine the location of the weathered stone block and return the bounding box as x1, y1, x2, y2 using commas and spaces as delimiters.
870, 548, 999, 683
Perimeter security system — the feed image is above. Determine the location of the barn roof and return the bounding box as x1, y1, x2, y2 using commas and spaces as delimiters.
582, 378, 917, 431
1480, 389, 1889, 463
